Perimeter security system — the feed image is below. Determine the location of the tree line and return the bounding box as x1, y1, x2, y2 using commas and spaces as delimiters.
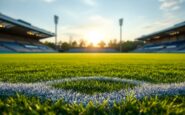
43, 39, 144, 52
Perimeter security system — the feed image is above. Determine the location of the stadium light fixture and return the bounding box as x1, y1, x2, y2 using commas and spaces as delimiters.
0, 24, 4, 28
154, 36, 160, 39
27, 31, 47, 38
27, 31, 35, 36
169, 31, 180, 36
0, 22, 15, 29
27, 31, 39, 36
0, 23, 7, 29
54, 15, 59, 48
36, 33, 47, 37
119, 18, 124, 52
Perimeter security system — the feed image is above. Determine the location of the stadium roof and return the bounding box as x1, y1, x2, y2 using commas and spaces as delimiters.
0, 13, 55, 39
136, 21, 185, 41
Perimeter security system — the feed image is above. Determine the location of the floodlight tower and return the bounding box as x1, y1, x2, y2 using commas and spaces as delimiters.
119, 18, 123, 52
54, 15, 59, 48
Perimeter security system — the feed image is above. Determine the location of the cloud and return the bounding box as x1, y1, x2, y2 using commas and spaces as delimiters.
144, 18, 182, 29
142, 0, 185, 35
82, 0, 96, 6
66, 15, 113, 33
56, 15, 115, 43
41, 0, 56, 3
141, 13, 185, 39
7, 0, 56, 3
159, 0, 184, 11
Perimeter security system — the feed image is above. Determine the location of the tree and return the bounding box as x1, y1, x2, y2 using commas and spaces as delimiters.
58, 41, 63, 49
61, 42, 70, 51
121, 41, 144, 52
71, 41, 78, 48
108, 39, 118, 49
79, 39, 86, 48
87, 42, 94, 48
98, 40, 106, 48
43, 41, 56, 49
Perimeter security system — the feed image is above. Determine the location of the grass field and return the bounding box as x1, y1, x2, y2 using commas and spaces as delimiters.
0, 53, 185, 83
0, 53, 185, 114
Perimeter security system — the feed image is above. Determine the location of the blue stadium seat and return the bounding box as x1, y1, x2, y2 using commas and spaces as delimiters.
0, 45, 14, 53
135, 40, 185, 52
0, 41, 56, 53
1, 41, 31, 52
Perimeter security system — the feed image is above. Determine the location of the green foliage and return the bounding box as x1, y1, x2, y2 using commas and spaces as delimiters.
60, 42, 71, 51
98, 40, 106, 48
0, 94, 185, 114
121, 41, 144, 52
0, 53, 185, 83
52, 80, 136, 94
43, 40, 143, 52
108, 39, 118, 49
43, 41, 56, 49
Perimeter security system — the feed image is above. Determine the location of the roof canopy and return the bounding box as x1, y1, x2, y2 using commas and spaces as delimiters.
0, 13, 55, 39
136, 21, 185, 41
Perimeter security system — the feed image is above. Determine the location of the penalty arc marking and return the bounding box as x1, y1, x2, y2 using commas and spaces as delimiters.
0, 77, 185, 105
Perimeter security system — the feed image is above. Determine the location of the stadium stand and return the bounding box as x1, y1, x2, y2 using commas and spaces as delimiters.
0, 45, 13, 53
0, 13, 56, 53
135, 21, 185, 53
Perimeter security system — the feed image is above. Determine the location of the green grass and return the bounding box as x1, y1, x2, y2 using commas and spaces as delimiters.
0, 53, 185, 83
52, 80, 136, 94
0, 94, 185, 114
1, 53, 185, 114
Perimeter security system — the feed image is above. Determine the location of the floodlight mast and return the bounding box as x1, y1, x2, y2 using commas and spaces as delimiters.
119, 18, 123, 52
54, 15, 59, 49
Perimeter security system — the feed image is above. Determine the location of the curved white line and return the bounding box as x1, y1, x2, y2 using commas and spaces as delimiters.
0, 77, 185, 105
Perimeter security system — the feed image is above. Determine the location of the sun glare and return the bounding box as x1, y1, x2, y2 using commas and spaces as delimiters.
86, 31, 104, 46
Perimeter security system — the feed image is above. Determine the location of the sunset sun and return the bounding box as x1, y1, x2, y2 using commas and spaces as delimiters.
86, 31, 104, 46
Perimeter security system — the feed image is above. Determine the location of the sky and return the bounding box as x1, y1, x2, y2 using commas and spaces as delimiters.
0, 0, 185, 45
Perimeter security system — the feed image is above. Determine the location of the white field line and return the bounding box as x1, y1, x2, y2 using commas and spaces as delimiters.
0, 77, 185, 105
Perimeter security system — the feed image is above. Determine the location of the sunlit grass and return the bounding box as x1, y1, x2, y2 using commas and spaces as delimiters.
52, 80, 136, 94
0, 53, 185, 83
0, 53, 185, 114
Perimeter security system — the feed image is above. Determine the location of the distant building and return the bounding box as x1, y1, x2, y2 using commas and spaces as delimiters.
0, 13, 56, 53
135, 21, 185, 52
